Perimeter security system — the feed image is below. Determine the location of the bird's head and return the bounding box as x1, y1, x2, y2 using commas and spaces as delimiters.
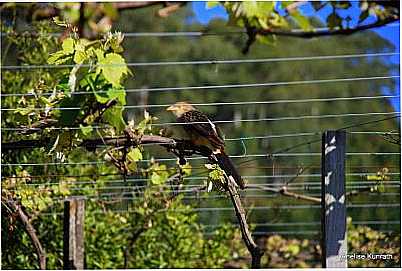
166, 102, 195, 117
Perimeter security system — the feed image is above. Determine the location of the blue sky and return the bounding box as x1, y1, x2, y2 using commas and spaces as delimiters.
191, 1, 400, 111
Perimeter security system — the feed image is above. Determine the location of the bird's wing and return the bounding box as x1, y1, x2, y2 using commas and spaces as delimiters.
178, 110, 225, 148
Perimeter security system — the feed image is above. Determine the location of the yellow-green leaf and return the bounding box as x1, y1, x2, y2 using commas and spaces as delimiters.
62, 38, 75, 54
99, 53, 128, 86
206, 1, 220, 9
127, 147, 143, 162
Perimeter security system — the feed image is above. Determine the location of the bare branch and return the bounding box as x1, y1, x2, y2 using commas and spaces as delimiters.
257, 17, 398, 38
225, 174, 263, 268
7, 199, 46, 269
247, 184, 321, 204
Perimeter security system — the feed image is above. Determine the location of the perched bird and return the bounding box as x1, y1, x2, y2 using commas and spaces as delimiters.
167, 101, 245, 189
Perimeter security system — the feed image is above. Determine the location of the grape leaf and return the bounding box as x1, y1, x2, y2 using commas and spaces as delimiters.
99, 53, 128, 86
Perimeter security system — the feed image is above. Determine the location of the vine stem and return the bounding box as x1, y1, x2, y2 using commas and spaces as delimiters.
7, 199, 47, 269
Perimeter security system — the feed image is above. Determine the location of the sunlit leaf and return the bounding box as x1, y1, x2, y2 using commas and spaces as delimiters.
62, 38, 75, 54
99, 53, 128, 86
127, 147, 143, 162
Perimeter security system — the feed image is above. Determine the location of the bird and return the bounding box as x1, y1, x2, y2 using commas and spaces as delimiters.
166, 101, 245, 189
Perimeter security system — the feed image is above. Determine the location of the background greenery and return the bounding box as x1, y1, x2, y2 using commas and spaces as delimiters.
1, 2, 400, 269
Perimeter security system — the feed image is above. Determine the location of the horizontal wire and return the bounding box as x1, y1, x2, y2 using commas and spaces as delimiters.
2, 94, 399, 111
202, 220, 401, 228
5, 175, 400, 189
1, 111, 399, 132
152, 112, 401, 126
1, 22, 399, 38
72, 192, 401, 201
349, 131, 400, 135
6, 185, 402, 197
1, 52, 398, 70
36, 186, 402, 203
2, 151, 399, 166
1, 75, 399, 97
207, 230, 397, 236
2, 164, 399, 180
37, 203, 401, 216
5, 180, 401, 192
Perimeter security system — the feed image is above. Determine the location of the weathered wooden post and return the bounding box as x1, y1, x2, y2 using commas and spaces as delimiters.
321, 130, 347, 268
63, 197, 85, 270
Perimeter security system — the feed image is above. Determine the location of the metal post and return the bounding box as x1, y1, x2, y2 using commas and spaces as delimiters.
321, 130, 347, 268
63, 197, 85, 270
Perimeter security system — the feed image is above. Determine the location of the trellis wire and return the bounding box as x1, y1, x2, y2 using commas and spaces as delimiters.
74, 192, 400, 201
2, 163, 398, 180
1, 52, 399, 70
205, 230, 397, 236
1, 111, 399, 132
2, 151, 399, 167
202, 220, 401, 228
1, 75, 399, 97
36, 203, 401, 217
4, 175, 400, 189
2, 94, 399, 111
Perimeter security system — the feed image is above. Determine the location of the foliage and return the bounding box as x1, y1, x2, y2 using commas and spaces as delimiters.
1, 3, 400, 270
225, 217, 400, 268
211, 1, 398, 32
207, 1, 399, 50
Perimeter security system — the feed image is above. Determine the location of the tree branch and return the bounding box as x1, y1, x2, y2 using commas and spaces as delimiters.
247, 184, 321, 203
257, 17, 398, 38
225, 174, 263, 268
7, 199, 46, 269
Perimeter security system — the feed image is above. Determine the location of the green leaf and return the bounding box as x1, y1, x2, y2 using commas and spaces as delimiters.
93, 91, 110, 103
95, 48, 105, 62
62, 38, 75, 54
107, 87, 126, 105
102, 106, 126, 132
80, 124, 93, 136
151, 172, 167, 185
287, 244, 301, 256
48, 51, 66, 64
206, 1, 220, 9
73, 50, 87, 64
127, 147, 143, 162
243, 1, 260, 17
99, 53, 128, 86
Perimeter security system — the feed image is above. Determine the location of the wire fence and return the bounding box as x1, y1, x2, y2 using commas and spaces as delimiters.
2, 52, 399, 70
1, 19, 400, 266
1, 74, 399, 97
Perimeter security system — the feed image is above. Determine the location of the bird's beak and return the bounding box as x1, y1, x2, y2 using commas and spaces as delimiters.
166, 105, 175, 111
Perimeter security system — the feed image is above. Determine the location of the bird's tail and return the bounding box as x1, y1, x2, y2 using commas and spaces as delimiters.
214, 149, 245, 189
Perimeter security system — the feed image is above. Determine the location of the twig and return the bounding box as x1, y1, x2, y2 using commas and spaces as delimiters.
246, 184, 321, 203
257, 17, 398, 38
7, 199, 46, 269
225, 173, 263, 268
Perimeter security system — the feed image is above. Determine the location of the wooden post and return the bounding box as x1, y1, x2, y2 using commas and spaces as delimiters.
63, 197, 85, 270
321, 131, 347, 268
321, 130, 347, 268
